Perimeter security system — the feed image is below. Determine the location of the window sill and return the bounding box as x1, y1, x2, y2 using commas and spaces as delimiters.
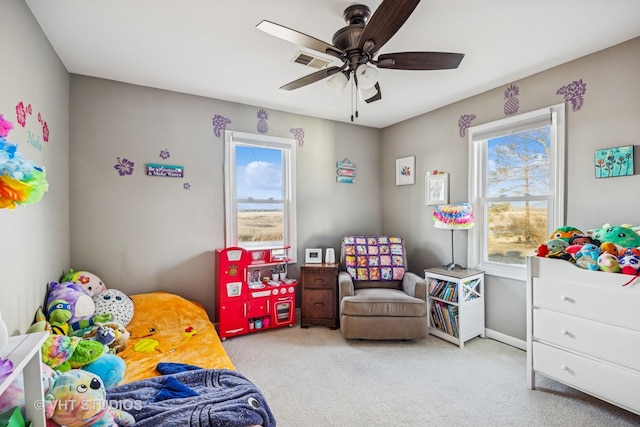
469, 262, 527, 282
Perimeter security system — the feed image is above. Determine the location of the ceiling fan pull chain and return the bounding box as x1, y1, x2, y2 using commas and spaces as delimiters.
350, 77, 355, 122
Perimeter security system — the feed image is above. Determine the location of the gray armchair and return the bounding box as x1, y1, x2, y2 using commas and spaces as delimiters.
338, 236, 428, 340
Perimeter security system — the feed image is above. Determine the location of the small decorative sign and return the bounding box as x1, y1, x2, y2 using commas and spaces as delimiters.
337, 158, 356, 184
146, 163, 184, 178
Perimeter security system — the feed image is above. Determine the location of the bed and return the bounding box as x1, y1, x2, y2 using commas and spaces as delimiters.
107, 292, 276, 427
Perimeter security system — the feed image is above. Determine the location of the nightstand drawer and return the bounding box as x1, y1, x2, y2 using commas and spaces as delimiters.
533, 308, 640, 371
304, 273, 335, 288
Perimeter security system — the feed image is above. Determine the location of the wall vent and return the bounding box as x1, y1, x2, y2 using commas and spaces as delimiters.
291, 51, 331, 69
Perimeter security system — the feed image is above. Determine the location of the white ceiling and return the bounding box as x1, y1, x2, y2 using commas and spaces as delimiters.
25, 0, 640, 129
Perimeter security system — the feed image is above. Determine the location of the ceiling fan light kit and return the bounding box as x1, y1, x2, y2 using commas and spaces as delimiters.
256, 0, 464, 120
358, 85, 378, 101
327, 71, 350, 97
355, 64, 378, 89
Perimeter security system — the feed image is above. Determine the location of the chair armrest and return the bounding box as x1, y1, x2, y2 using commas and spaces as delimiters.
402, 272, 427, 301
338, 271, 355, 301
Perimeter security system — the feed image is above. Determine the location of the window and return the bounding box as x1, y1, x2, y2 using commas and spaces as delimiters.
224, 131, 297, 261
468, 104, 565, 280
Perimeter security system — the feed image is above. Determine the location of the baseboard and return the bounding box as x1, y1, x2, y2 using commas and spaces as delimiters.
484, 328, 526, 351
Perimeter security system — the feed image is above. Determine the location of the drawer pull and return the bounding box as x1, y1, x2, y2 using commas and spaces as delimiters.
314, 302, 325, 306
561, 295, 574, 303
562, 364, 569, 371
562, 329, 569, 335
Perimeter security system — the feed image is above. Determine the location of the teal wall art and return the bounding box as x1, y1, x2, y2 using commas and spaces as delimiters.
594, 145, 634, 178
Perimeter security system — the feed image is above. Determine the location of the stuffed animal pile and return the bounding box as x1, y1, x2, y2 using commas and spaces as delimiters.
25, 270, 134, 393
537, 224, 640, 280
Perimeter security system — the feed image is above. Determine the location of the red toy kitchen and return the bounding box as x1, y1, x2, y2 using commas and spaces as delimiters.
215, 246, 297, 339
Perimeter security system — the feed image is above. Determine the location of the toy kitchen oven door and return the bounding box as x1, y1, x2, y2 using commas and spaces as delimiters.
273, 294, 295, 326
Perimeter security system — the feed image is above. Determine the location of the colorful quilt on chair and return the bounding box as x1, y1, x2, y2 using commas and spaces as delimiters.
343, 236, 406, 281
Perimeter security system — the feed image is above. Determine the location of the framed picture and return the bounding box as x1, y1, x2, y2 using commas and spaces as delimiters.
425, 173, 449, 206
395, 156, 415, 186
594, 145, 634, 178
305, 248, 322, 264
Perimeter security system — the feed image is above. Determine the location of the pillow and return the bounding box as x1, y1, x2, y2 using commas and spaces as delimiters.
343, 236, 405, 281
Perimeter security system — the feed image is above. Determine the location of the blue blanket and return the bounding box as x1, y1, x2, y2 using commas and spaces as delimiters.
107, 368, 276, 427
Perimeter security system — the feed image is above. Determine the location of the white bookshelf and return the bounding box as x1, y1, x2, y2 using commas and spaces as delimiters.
0, 331, 49, 427
425, 268, 484, 348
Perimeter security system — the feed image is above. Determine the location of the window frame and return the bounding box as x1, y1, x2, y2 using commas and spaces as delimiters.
467, 104, 565, 280
224, 130, 297, 262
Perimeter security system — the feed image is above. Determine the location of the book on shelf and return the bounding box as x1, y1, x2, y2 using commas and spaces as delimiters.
430, 301, 459, 337
429, 280, 459, 302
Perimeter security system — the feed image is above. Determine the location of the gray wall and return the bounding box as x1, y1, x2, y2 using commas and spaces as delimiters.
4, 0, 638, 344
69, 76, 381, 319
381, 36, 640, 342
0, 0, 70, 334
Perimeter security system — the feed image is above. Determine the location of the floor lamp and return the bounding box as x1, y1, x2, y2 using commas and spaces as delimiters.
433, 203, 475, 270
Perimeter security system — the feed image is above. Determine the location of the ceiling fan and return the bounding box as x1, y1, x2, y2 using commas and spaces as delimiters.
256, 0, 464, 118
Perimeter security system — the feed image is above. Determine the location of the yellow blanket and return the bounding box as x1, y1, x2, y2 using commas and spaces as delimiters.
119, 292, 234, 384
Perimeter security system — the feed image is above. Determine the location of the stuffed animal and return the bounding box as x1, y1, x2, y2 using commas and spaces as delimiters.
565, 235, 602, 259
93, 289, 134, 327
536, 239, 571, 260
549, 226, 583, 242
0, 363, 56, 418
618, 249, 640, 275
41, 335, 105, 372
588, 224, 640, 249
46, 281, 96, 326
82, 322, 130, 354
60, 270, 107, 298
26, 307, 53, 334
82, 353, 126, 389
600, 241, 623, 257
597, 252, 621, 273
45, 369, 135, 427
575, 243, 601, 271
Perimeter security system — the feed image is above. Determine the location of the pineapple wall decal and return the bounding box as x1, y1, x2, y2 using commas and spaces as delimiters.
257, 109, 269, 134
503, 84, 520, 115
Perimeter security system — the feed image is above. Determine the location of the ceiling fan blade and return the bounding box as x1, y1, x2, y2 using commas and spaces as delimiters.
376, 52, 464, 70
280, 66, 343, 91
364, 83, 382, 103
357, 0, 420, 55
257, 20, 344, 58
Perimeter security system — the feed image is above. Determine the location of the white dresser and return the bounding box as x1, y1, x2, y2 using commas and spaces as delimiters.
527, 256, 640, 415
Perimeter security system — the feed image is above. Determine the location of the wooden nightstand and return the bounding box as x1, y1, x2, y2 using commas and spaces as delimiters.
301, 263, 339, 329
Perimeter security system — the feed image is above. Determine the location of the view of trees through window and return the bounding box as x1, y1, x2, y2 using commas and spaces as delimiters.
485, 126, 551, 264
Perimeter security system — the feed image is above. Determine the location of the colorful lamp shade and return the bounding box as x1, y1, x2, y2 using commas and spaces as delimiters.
433, 203, 475, 230
433, 203, 475, 270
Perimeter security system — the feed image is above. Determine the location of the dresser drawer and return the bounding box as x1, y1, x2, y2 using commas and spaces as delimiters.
304, 273, 335, 288
533, 308, 640, 371
533, 277, 640, 329
533, 342, 640, 415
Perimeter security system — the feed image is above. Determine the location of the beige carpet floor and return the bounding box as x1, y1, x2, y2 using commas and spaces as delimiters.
222, 320, 640, 427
